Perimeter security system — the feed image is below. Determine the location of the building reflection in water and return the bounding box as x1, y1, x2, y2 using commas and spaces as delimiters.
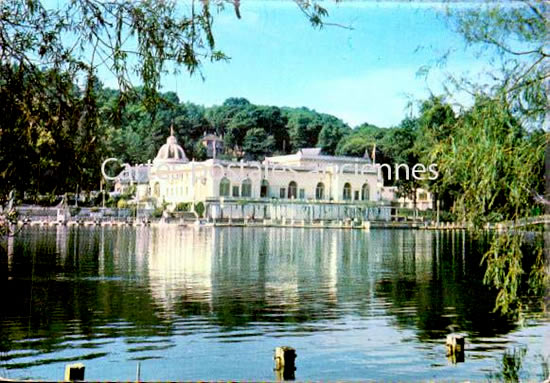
38, 225, 518, 339
125, 227, 471, 328
145, 226, 213, 314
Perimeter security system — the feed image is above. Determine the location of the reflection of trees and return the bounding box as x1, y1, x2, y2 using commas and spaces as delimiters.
487, 347, 527, 382
0, 227, 171, 362
375, 230, 517, 340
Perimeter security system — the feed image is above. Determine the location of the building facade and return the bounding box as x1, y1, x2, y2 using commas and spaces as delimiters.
147, 132, 383, 206
380, 186, 434, 211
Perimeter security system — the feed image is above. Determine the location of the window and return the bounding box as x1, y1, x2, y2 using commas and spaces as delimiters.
354, 190, 359, 200
232, 185, 240, 197
343, 183, 352, 200
288, 181, 297, 199
260, 179, 269, 198
299, 188, 305, 199
361, 183, 370, 201
242, 179, 252, 197
315, 182, 325, 200
280, 188, 286, 198
219, 177, 230, 197
419, 192, 427, 201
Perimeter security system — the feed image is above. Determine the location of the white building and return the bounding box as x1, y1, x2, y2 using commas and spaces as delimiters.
148, 131, 383, 206
380, 186, 433, 211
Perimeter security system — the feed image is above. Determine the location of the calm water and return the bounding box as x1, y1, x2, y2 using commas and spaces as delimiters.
0, 226, 548, 381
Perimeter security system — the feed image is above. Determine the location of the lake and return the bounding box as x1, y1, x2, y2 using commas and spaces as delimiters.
0, 226, 548, 380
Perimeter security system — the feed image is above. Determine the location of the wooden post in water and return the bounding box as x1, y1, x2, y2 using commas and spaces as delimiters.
64, 363, 85, 381
136, 362, 141, 382
446, 334, 465, 363
274, 346, 296, 381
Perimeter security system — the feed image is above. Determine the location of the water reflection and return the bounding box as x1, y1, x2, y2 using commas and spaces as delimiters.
0, 226, 548, 380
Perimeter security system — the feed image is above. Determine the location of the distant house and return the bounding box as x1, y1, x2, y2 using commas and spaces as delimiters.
201, 134, 224, 158
380, 186, 433, 211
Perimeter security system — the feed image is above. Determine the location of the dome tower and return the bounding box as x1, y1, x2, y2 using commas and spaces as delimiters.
153, 126, 189, 164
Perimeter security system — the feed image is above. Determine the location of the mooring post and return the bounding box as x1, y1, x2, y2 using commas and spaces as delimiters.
64, 363, 85, 381
446, 334, 465, 363
274, 346, 296, 381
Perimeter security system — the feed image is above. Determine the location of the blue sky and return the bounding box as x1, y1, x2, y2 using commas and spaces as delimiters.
100, 1, 495, 128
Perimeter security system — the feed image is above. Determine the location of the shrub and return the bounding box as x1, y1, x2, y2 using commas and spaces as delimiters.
117, 199, 128, 209
152, 207, 164, 218
194, 202, 205, 218
439, 210, 457, 223
70, 207, 81, 217
176, 202, 191, 212
106, 195, 120, 208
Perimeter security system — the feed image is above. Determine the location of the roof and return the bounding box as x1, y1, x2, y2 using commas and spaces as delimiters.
266, 148, 373, 165
299, 148, 322, 156
154, 131, 189, 164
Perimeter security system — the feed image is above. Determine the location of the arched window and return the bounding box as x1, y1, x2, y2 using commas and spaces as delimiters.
288, 181, 297, 199
260, 179, 269, 198
219, 177, 230, 197
343, 183, 352, 200
315, 182, 325, 200
241, 178, 252, 197
153, 182, 160, 198
361, 183, 370, 201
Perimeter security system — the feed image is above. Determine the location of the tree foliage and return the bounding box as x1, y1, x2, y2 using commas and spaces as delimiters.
446, 0, 548, 124
0, 0, 341, 206
434, 0, 549, 317
242, 128, 275, 161
432, 95, 544, 225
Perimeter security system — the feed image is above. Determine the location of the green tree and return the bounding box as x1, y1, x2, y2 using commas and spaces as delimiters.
317, 116, 351, 154
430, 94, 546, 316
224, 107, 258, 152
285, 108, 324, 150
336, 135, 372, 158
432, 96, 543, 227
382, 118, 421, 210
207, 99, 251, 136
242, 128, 275, 160
446, 1, 548, 124
193, 141, 208, 161
335, 123, 389, 162
254, 106, 289, 153
223, 98, 251, 107
440, 0, 549, 317
414, 96, 458, 211
0, 66, 92, 202
0, 0, 340, 207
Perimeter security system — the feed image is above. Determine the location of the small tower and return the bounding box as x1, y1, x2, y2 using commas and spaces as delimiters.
153, 125, 189, 164
201, 133, 224, 159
